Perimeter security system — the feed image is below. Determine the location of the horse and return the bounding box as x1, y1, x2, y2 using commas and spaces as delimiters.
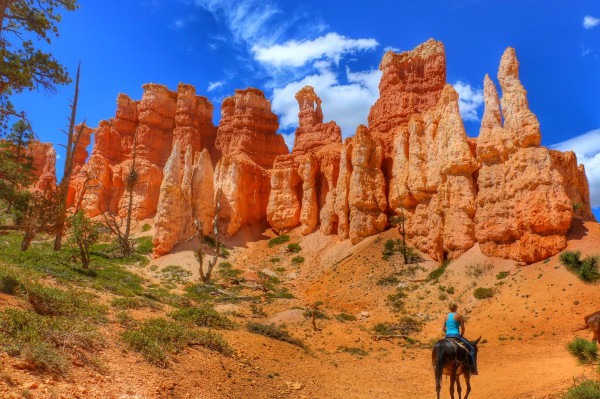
574, 311, 600, 343
432, 337, 481, 399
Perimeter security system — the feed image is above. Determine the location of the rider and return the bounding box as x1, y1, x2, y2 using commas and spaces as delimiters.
442, 302, 478, 375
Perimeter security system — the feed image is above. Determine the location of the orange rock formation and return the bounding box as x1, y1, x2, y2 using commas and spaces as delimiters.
27, 140, 57, 192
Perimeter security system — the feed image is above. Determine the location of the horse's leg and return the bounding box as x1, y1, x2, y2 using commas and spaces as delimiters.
449, 370, 456, 399
456, 375, 462, 399
464, 373, 471, 399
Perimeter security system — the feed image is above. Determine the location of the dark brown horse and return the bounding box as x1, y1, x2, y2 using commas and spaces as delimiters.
432, 337, 480, 399
574, 311, 600, 343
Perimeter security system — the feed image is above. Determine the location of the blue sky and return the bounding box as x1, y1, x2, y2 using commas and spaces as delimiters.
11, 0, 600, 218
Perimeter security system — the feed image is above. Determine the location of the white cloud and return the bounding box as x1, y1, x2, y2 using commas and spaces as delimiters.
583, 15, 600, 29
252, 33, 379, 68
271, 61, 381, 138
172, 19, 185, 29
193, 0, 283, 46
384, 46, 401, 53
453, 81, 484, 122
207, 81, 225, 92
551, 129, 600, 208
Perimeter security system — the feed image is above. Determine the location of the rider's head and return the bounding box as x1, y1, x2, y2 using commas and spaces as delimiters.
448, 302, 458, 312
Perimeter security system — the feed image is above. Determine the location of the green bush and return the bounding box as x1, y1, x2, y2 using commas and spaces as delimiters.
246, 322, 304, 348
382, 239, 420, 263
377, 275, 399, 286
473, 287, 494, 299
26, 284, 107, 321
496, 271, 510, 280
268, 235, 290, 248
0, 309, 103, 374
291, 256, 305, 265
565, 380, 600, 399
567, 338, 598, 365
0, 268, 21, 294
122, 318, 232, 367
159, 265, 192, 286
372, 316, 422, 336
427, 260, 450, 282
217, 262, 243, 280
269, 257, 281, 263
169, 306, 235, 330
111, 297, 161, 310
142, 224, 152, 232
386, 288, 407, 312
135, 236, 153, 255
287, 243, 302, 253
336, 313, 357, 322
466, 262, 493, 279
560, 251, 600, 283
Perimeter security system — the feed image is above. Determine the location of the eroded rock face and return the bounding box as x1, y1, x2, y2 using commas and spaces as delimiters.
347, 125, 388, 244
266, 86, 342, 235
68, 84, 216, 220
27, 140, 57, 192
368, 39, 446, 160
475, 48, 574, 263
153, 144, 214, 258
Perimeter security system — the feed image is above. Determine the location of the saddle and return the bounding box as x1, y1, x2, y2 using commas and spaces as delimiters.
445, 338, 470, 358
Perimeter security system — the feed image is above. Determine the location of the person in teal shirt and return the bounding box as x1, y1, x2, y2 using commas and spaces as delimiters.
442, 302, 478, 375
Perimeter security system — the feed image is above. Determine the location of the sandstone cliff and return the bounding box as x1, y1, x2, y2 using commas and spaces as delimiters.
27, 140, 57, 192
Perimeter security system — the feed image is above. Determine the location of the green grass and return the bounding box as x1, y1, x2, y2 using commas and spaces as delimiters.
567, 338, 598, 365
473, 287, 494, 299
268, 235, 290, 248
122, 318, 232, 367
217, 262, 243, 280
26, 284, 107, 321
565, 380, 600, 399
169, 306, 235, 330
335, 313, 357, 322
560, 251, 600, 283
135, 236, 153, 255
159, 265, 192, 287
111, 296, 162, 310
246, 323, 304, 348
287, 243, 301, 253
0, 308, 104, 374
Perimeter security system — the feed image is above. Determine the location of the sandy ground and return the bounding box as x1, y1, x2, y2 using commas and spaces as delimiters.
1, 220, 599, 399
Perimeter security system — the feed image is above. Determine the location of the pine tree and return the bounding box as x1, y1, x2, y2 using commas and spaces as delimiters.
0, 119, 35, 211
0, 0, 79, 131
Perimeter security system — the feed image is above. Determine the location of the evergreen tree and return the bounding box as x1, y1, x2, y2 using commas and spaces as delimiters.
0, 0, 79, 131
0, 119, 35, 211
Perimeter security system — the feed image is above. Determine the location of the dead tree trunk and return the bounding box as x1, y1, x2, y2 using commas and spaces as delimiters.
54, 63, 86, 251
192, 190, 223, 284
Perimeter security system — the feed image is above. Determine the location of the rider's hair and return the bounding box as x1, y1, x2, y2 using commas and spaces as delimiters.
448, 302, 458, 311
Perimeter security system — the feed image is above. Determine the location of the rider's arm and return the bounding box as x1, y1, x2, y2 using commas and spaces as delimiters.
442, 318, 446, 333
459, 315, 465, 336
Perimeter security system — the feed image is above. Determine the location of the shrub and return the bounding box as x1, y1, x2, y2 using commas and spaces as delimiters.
427, 260, 450, 282
0, 268, 21, 294
567, 338, 598, 365
565, 380, 600, 399
269, 257, 281, 263
142, 223, 151, 232
386, 288, 407, 312
335, 313, 357, 322
560, 251, 600, 283
122, 318, 232, 367
496, 271, 510, 280
26, 284, 107, 321
217, 262, 243, 280
338, 346, 368, 356
159, 265, 192, 286
268, 235, 290, 248
466, 262, 493, 279
246, 322, 304, 348
372, 316, 423, 336
135, 236, 153, 255
473, 287, 494, 299
291, 256, 305, 265
169, 306, 235, 330
287, 243, 302, 253
377, 275, 399, 286
111, 297, 161, 310
0, 309, 103, 374
382, 239, 419, 263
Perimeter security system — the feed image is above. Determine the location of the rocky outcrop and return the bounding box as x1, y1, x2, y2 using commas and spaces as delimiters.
214, 88, 288, 236
27, 141, 57, 192
368, 39, 446, 161
267, 86, 342, 235
68, 83, 216, 220
153, 144, 214, 258
475, 48, 574, 263
549, 151, 595, 221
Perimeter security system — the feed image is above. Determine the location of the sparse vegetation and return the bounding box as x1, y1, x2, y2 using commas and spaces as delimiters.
217, 262, 243, 280
159, 265, 192, 287
169, 306, 235, 330
466, 262, 493, 279
291, 256, 305, 265
26, 284, 107, 321
473, 287, 494, 299
386, 287, 407, 312
335, 313, 357, 322
564, 379, 600, 399
496, 271, 510, 280
567, 338, 598, 365
382, 239, 419, 263
560, 250, 600, 283
246, 322, 304, 348
377, 274, 400, 286
338, 346, 368, 356
122, 318, 232, 367
372, 316, 423, 336
269, 257, 281, 263
135, 236, 154, 255
427, 260, 450, 282
287, 243, 302, 253
268, 234, 290, 248
111, 297, 161, 310
142, 223, 151, 232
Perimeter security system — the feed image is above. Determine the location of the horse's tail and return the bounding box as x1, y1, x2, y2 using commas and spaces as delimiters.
573, 324, 589, 332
